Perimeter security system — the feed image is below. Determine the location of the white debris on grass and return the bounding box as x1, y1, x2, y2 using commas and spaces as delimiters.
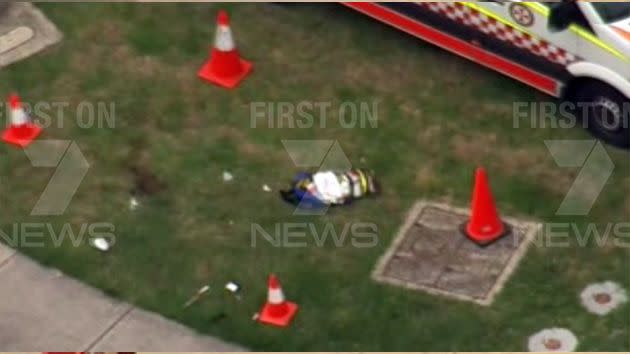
262, 184, 271, 192
527, 327, 578, 352
90, 237, 110, 252
223, 171, 234, 182
198, 285, 210, 294
129, 196, 140, 211
225, 281, 242, 300
580, 281, 627, 316
225, 281, 240, 293
184, 284, 211, 308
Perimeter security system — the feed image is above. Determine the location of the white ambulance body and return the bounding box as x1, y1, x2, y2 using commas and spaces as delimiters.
344, 1, 630, 148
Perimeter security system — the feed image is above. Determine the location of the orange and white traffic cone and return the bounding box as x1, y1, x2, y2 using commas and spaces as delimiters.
198, 10, 252, 89
257, 274, 298, 327
461, 167, 510, 246
2, 93, 42, 148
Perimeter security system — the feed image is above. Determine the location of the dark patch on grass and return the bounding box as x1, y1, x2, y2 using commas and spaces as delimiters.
129, 163, 166, 197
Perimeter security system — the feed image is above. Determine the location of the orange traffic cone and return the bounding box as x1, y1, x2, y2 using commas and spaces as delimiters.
257, 274, 298, 327
461, 167, 510, 246
198, 10, 252, 89
2, 93, 41, 148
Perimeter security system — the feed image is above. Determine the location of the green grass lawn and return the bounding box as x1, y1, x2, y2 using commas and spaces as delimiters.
0, 3, 629, 351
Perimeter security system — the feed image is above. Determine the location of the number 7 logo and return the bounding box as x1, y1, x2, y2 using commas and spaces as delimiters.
23, 140, 90, 216
545, 140, 614, 216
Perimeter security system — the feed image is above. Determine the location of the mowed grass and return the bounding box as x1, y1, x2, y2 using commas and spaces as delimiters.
0, 3, 628, 351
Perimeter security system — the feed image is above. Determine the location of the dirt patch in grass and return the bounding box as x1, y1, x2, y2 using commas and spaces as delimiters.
195, 261, 212, 280
415, 164, 439, 189
113, 45, 163, 78
416, 124, 444, 155
78, 19, 126, 44
212, 124, 286, 164
341, 60, 421, 93
173, 60, 201, 99
400, 101, 424, 119
67, 19, 167, 83
450, 133, 573, 194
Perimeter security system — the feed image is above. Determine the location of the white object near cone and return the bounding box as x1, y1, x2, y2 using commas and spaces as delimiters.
90, 237, 110, 252
2, 93, 41, 148
222, 171, 233, 182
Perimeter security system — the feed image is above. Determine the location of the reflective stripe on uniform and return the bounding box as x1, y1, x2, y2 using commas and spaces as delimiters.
357, 169, 368, 194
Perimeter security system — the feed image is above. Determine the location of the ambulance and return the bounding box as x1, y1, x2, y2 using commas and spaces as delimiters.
344, 2, 630, 148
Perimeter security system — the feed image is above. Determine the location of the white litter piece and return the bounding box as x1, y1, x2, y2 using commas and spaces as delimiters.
225, 281, 240, 293
198, 285, 210, 294
262, 184, 272, 192
252, 312, 260, 321
129, 196, 140, 211
90, 237, 110, 252
527, 327, 578, 352
580, 281, 627, 316
225, 281, 242, 300
184, 284, 210, 308
223, 171, 234, 182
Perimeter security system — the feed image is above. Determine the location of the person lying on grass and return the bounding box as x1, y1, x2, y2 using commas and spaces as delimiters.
280, 168, 379, 209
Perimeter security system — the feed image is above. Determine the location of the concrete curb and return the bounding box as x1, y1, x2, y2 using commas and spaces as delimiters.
0, 243, 246, 351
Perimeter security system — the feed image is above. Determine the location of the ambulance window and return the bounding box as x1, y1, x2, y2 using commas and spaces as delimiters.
544, 2, 594, 33
592, 3, 630, 23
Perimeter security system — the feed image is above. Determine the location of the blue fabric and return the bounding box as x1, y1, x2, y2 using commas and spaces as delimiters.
292, 172, 327, 209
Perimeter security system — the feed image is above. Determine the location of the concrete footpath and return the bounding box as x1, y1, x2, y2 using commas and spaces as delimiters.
0, 244, 246, 351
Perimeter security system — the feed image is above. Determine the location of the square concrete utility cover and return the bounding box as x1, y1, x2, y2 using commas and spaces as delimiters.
0, 2, 62, 68
373, 201, 540, 306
